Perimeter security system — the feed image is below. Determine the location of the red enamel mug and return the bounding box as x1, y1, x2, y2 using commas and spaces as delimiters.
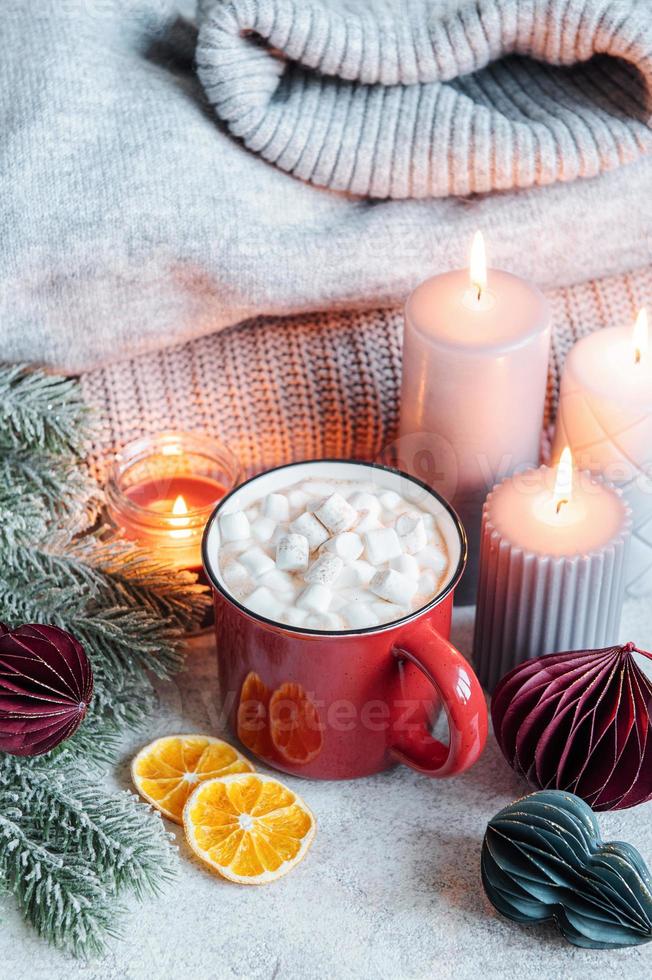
202, 460, 487, 780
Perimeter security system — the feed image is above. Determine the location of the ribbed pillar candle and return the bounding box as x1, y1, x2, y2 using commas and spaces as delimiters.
474, 465, 631, 693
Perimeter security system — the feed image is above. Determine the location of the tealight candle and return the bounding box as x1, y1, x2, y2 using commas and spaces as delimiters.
474, 450, 632, 692
553, 309, 652, 596
399, 232, 551, 604
106, 431, 241, 572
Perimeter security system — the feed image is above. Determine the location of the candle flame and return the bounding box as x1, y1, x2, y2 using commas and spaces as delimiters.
633, 308, 648, 365
469, 231, 487, 301
553, 447, 573, 514
170, 494, 192, 538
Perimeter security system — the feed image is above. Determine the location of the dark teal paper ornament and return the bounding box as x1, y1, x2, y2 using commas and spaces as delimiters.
482, 790, 652, 949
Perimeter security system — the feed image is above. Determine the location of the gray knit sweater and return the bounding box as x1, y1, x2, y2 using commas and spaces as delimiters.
198, 0, 652, 197
1, 0, 651, 371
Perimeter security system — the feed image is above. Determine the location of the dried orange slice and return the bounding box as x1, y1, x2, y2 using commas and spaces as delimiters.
269, 682, 324, 765
237, 671, 274, 759
183, 772, 316, 884
132, 734, 254, 824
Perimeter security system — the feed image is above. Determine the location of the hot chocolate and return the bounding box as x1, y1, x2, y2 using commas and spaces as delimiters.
216, 476, 450, 631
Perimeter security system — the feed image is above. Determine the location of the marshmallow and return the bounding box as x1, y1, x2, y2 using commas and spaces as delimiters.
296, 583, 332, 613
418, 569, 438, 595
251, 516, 276, 544
390, 554, 420, 578
348, 492, 381, 516
364, 527, 402, 565
341, 603, 380, 629
355, 510, 382, 532
286, 608, 309, 628
370, 569, 418, 606
396, 513, 427, 555
263, 493, 290, 522
222, 560, 249, 590
326, 531, 364, 563
276, 533, 310, 571
288, 488, 310, 513
315, 493, 358, 534
339, 588, 370, 605
379, 490, 402, 510
337, 559, 376, 588
245, 506, 260, 523
259, 568, 297, 595
246, 587, 285, 621
372, 601, 406, 622
416, 545, 448, 574
289, 512, 329, 551
239, 546, 276, 578
219, 510, 250, 542
305, 612, 345, 631
305, 553, 344, 586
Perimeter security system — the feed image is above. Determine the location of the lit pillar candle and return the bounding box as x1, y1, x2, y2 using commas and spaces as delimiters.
553, 309, 652, 596
474, 450, 632, 692
398, 233, 551, 604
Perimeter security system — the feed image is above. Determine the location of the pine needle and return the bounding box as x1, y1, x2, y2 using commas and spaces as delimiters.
0, 362, 207, 957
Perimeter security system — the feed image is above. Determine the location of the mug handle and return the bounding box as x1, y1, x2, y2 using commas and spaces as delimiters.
389, 617, 487, 777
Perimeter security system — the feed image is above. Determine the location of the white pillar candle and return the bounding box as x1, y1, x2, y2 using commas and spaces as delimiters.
474, 452, 632, 692
553, 309, 652, 597
399, 233, 551, 604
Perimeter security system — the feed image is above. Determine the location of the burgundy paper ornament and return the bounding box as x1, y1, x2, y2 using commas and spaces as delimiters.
492, 643, 652, 811
0, 623, 93, 756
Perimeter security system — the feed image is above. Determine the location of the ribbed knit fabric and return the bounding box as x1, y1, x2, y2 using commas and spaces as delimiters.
2, 0, 652, 372
81, 263, 652, 481
197, 0, 652, 198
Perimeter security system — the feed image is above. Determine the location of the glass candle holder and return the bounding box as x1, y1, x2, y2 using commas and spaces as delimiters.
106, 431, 241, 572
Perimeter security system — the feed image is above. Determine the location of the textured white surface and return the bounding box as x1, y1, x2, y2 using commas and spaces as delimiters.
2, 600, 651, 979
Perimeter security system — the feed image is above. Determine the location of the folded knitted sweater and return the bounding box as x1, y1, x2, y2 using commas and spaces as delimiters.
0, 0, 651, 371
197, 0, 652, 197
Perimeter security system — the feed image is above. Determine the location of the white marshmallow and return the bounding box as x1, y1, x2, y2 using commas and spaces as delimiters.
390, 554, 420, 578
263, 493, 290, 522
339, 587, 370, 605
222, 560, 249, 589
370, 569, 418, 606
315, 493, 358, 534
239, 546, 275, 578
418, 569, 438, 595
219, 510, 250, 542
372, 601, 406, 622
341, 603, 380, 629
379, 490, 402, 510
305, 553, 344, 586
276, 533, 309, 571
364, 527, 402, 565
355, 510, 382, 532
417, 545, 448, 574
259, 568, 297, 595
296, 583, 332, 613
348, 492, 381, 516
396, 513, 427, 555
337, 559, 376, 588
288, 488, 310, 513
305, 612, 345, 631
289, 512, 329, 551
326, 531, 364, 563
246, 587, 285, 621
286, 607, 309, 628
251, 516, 276, 544
245, 506, 259, 523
